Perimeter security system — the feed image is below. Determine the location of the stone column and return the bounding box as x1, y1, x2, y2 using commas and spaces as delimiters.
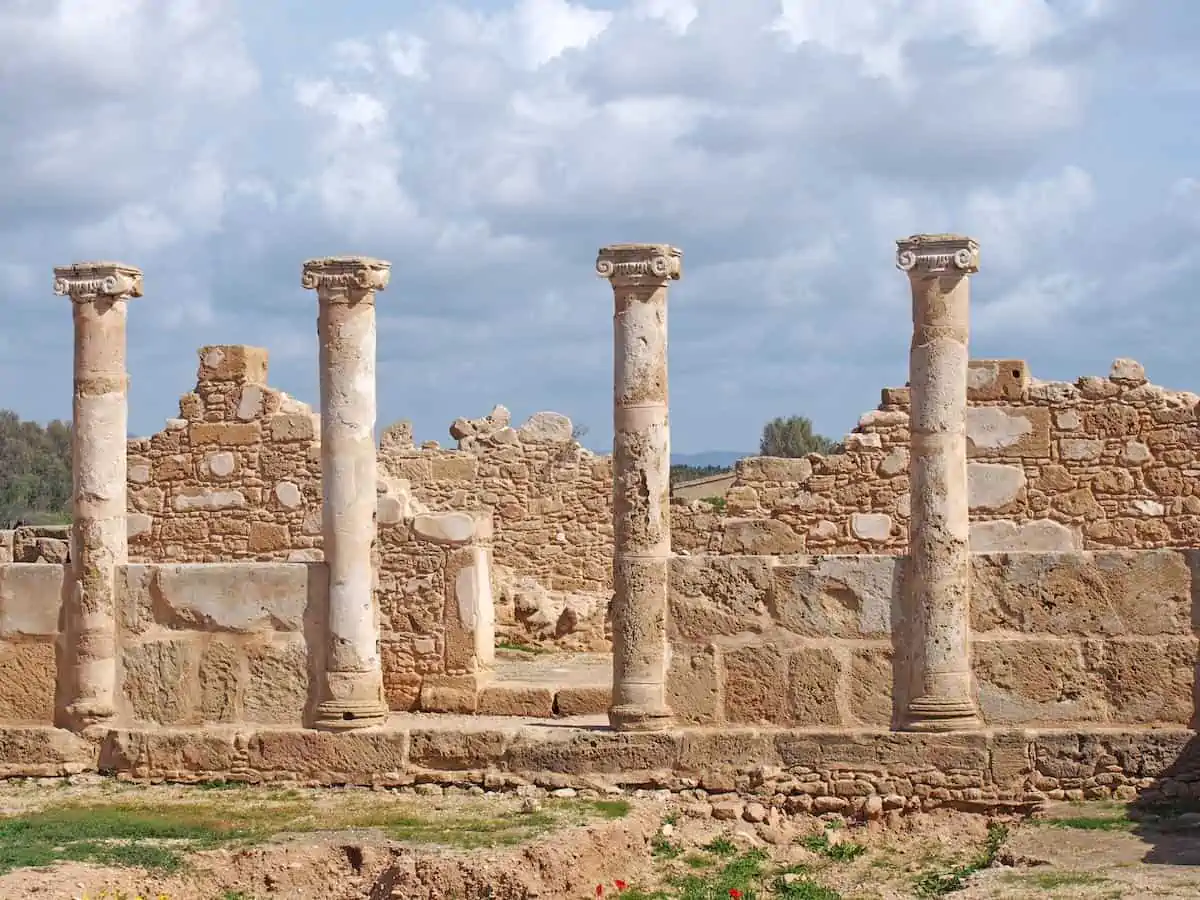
53, 262, 143, 728
302, 256, 391, 730
596, 243, 681, 732
896, 234, 983, 732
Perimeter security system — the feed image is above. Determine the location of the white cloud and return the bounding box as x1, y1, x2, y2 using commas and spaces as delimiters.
633, 0, 698, 35
1, 0, 1196, 451
964, 166, 1096, 271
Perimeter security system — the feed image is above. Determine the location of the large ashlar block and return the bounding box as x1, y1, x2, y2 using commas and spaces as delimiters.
970, 550, 1194, 636
118, 563, 318, 635
197, 344, 269, 384
720, 518, 805, 555
770, 555, 902, 638
965, 406, 1050, 458
967, 359, 1029, 401
1091, 637, 1199, 725
0, 640, 57, 723
443, 546, 495, 673
847, 646, 896, 727
667, 643, 721, 724
0, 564, 66, 638
668, 555, 773, 639
967, 462, 1027, 511
973, 638, 1106, 725
969, 520, 1081, 552
721, 643, 844, 725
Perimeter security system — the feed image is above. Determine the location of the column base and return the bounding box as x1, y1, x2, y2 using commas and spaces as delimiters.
608, 703, 675, 732
313, 698, 389, 731
901, 696, 982, 732
65, 700, 116, 730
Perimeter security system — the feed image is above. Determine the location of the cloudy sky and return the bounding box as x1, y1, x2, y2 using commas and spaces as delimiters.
1, 0, 1197, 454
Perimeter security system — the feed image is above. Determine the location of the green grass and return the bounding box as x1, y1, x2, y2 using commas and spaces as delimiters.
495, 640, 548, 654
591, 799, 632, 819
701, 836, 738, 857
0, 790, 620, 876
0, 805, 246, 875
1001, 871, 1111, 890
799, 830, 867, 863
668, 848, 769, 899
912, 823, 1008, 897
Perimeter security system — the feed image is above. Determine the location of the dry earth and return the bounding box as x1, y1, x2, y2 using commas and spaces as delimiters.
0, 779, 1197, 899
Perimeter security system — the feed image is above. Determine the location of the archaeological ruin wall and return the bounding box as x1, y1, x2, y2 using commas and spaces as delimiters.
2, 240, 1199, 813
674, 357, 1200, 558
666, 549, 1199, 729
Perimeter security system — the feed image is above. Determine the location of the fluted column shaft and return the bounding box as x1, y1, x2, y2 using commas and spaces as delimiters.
53, 262, 142, 729
597, 243, 681, 732
302, 256, 390, 730
896, 234, 983, 732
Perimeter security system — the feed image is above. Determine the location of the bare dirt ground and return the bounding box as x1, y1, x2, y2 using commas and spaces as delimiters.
0, 778, 1197, 899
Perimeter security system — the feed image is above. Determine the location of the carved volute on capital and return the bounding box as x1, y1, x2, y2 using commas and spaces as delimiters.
596, 243, 682, 287
895, 234, 980, 276
301, 256, 391, 300
53, 262, 144, 302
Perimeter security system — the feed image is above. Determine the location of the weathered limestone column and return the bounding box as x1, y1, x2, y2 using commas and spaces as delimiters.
53, 262, 143, 728
896, 234, 983, 732
302, 256, 390, 730
596, 243, 681, 732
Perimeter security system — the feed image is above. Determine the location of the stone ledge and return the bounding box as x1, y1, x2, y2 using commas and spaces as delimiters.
0, 722, 1194, 816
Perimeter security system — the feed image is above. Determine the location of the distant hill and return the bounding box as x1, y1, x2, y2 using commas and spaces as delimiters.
670, 450, 751, 469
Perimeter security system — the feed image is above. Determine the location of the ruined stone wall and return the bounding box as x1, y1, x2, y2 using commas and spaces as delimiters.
377, 405, 611, 597
666, 548, 1199, 729
674, 358, 1200, 556
376, 508, 495, 712
116, 563, 320, 726
0, 564, 63, 724
127, 345, 323, 563
128, 351, 610, 610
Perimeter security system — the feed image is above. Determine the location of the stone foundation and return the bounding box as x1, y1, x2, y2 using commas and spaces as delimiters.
2, 720, 1196, 819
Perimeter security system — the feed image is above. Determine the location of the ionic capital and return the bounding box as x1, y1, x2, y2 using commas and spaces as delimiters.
53, 262, 143, 302
301, 256, 391, 300
896, 234, 979, 276
596, 244, 682, 287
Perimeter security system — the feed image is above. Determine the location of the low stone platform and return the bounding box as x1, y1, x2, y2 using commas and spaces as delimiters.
3, 719, 1197, 817
481, 652, 611, 717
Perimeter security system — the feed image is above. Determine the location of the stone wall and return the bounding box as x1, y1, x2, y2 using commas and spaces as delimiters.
666, 549, 1199, 729
377, 405, 611, 596
127, 345, 323, 563
0, 516, 496, 728
128, 349, 611, 607
674, 358, 1200, 557
0, 525, 69, 564
0, 564, 64, 724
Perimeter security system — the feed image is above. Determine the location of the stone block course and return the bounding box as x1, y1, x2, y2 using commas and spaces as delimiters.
674, 358, 1200, 559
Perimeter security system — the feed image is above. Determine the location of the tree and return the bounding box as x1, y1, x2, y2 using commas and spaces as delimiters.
0, 410, 73, 527
758, 415, 838, 458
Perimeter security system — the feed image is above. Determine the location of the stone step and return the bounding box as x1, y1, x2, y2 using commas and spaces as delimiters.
477, 682, 610, 717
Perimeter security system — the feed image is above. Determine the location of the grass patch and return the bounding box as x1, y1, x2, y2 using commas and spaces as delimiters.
799, 830, 867, 863
912, 823, 1008, 897
590, 799, 632, 819
774, 864, 843, 899
495, 640, 547, 655
0, 789, 617, 875
668, 849, 768, 899
1001, 871, 1111, 890
1040, 815, 1134, 832
0, 804, 248, 875
701, 836, 738, 857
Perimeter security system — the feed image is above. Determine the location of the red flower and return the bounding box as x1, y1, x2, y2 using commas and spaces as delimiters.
595, 886, 604, 898
729, 891, 743, 899
615, 881, 628, 891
